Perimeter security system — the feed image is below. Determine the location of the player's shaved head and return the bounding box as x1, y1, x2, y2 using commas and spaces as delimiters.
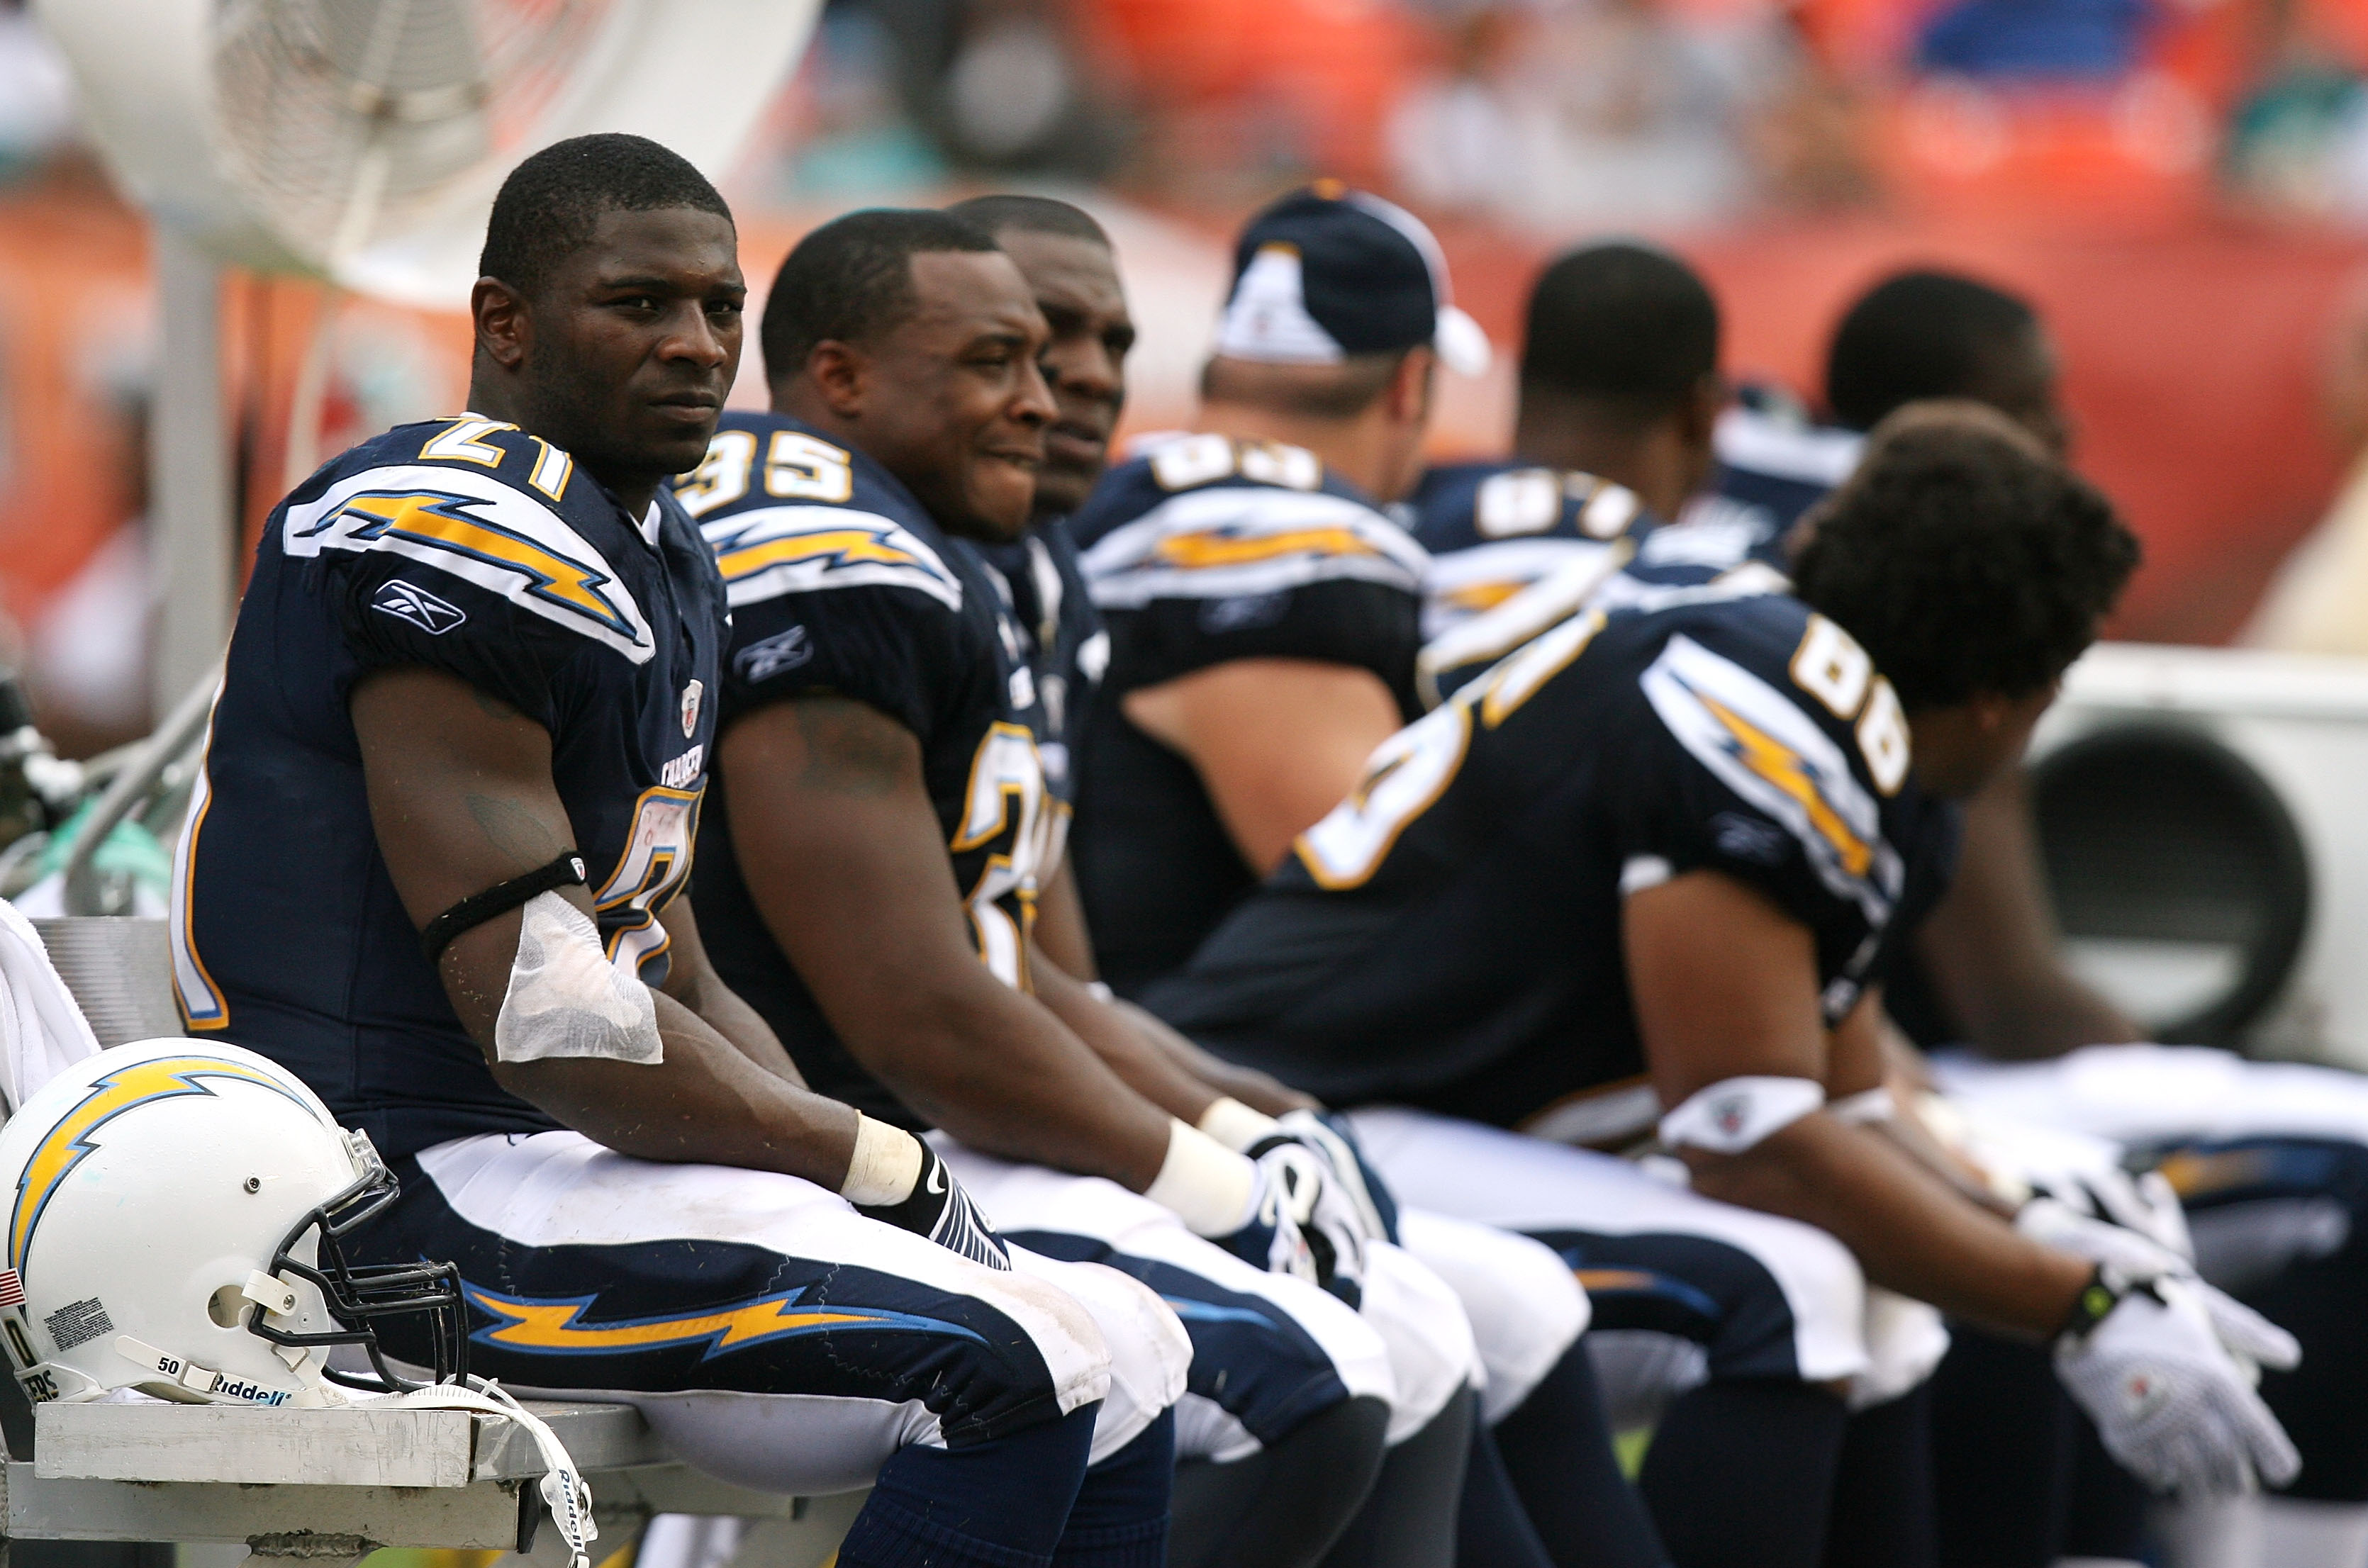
1826, 271, 2064, 454
946, 194, 1112, 248
1521, 243, 1720, 427
761, 209, 1001, 385
1792, 401, 2136, 713
480, 134, 732, 301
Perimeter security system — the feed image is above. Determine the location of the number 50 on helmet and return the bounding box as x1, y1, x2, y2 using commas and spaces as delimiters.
0, 1038, 469, 1407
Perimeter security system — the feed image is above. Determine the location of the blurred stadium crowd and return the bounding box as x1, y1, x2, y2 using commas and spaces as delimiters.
7, 0, 2368, 757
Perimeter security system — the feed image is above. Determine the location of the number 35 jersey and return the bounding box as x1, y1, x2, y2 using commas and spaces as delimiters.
172, 416, 726, 1162
683, 413, 1055, 1129
1143, 586, 1962, 1134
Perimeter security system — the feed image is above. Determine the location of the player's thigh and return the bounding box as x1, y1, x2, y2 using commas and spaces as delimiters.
1346, 1107, 1870, 1387
354, 1131, 1117, 1492
1395, 1208, 1590, 1423
936, 1134, 1397, 1460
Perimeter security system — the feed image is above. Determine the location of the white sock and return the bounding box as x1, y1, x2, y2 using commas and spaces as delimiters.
2261, 1497, 2368, 1568
2150, 1495, 2263, 1568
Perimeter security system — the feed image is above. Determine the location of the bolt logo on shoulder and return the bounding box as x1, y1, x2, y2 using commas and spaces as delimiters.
465, 1284, 987, 1360
315, 492, 640, 642
9, 1058, 313, 1275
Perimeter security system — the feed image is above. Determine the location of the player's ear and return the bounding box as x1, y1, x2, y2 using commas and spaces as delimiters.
1681, 371, 1726, 444
472, 277, 531, 374
805, 340, 869, 418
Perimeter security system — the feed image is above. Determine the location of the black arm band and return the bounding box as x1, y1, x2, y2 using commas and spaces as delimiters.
419, 852, 589, 967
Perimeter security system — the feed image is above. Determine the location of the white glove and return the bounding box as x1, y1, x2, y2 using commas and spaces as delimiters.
1274, 1109, 1400, 1243
2055, 1275, 2301, 1496
1248, 1136, 1370, 1308
2032, 1163, 2194, 1261
2019, 1199, 2298, 1375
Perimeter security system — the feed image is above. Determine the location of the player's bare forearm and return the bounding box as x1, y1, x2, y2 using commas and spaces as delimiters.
352, 666, 858, 1187
1034, 857, 1100, 980
655, 895, 809, 1087
1030, 951, 1225, 1123
1115, 992, 1318, 1116
1686, 1112, 2090, 1338
496, 1000, 856, 1185
1919, 765, 2142, 1058
720, 695, 1173, 1189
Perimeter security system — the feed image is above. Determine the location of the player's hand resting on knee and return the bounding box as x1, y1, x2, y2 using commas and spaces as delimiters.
2054, 1270, 2300, 1496
1274, 1109, 1402, 1245
2019, 1195, 2297, 1377
1229, 1138, 1370, 1306
844, 1123, 1012, 1270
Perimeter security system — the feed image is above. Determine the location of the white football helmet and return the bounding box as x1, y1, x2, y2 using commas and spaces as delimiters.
0, 1037, 467, 1407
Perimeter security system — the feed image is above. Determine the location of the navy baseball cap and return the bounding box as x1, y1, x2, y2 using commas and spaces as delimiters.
1214, 182, 1492, 377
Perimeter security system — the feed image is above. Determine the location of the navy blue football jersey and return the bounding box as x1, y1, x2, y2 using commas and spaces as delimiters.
971, 521, 1108, 812
1402, 459, 1662, 708
681, 413, 1056, 1129
1067, 433, 1431, 995
172, 415, 726, 1161
1655, 400, 1863, 573
1143, 583, 1960, 1136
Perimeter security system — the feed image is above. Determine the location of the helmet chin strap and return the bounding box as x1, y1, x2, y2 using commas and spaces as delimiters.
381, 1379, 594, 1568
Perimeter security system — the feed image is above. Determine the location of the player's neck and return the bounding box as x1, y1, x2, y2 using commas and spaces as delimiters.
464, 379, 662, 517
1195, 398, 1410, 503
1513, 403, 1692, 521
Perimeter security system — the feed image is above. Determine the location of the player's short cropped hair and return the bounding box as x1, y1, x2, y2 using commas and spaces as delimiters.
760, 208, 1001, 381
1792, 402, 2138, 711
945, 194, 1111, 248
1824, 271, 2038, 432
479, 134, 732, 300
1520, 243, 1719, 422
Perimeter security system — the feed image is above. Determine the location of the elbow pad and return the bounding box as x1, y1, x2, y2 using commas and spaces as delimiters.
1658, 1076, 1824, 1155
493, 892, 663, 1065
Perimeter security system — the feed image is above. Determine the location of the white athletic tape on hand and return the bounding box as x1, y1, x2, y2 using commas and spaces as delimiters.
1828, 1085, 1898, 1125
1145, 1118, 1261, 1236
1197, 1096, 1283, 1153
1659, 1076, 1825, 1155
840, 1114, 927, 1207
493, 892, 661, 1065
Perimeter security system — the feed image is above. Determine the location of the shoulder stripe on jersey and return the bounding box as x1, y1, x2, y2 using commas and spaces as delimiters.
1638, 632, 1902, 924
1714, 409, 1863, 488
699, 505, 961, 612
284, 464, 652, 661
1081, 488, 1427, 607
168, 692, 229, 1031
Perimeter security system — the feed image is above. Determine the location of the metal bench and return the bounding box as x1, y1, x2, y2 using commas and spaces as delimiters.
10, 917, 863, 1568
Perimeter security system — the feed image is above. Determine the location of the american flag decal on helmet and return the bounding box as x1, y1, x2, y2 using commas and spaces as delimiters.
0, 1270, 27, 1309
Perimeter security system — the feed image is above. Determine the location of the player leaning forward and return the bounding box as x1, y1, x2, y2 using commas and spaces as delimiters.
1150, 405, 2303, 1515
171, 135, 1188, 1568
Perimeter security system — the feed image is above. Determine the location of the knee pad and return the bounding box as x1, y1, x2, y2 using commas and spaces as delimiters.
1005, 1249, 1190, 1465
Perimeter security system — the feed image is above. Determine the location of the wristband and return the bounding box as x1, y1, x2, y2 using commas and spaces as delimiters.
1144, 1119, 1259, 1236
840, 1114, 925, 1208
1197, 1096, 1282, 1153
2057, 1263, 2122, 1343
1828, 1085, 1897, 1125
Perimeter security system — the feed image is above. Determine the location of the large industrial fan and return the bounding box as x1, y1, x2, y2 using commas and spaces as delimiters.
17, 0, 820, 919
2028, 642, 2368, 1070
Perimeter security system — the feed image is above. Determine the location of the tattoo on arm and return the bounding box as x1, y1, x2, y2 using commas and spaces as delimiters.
465, 792, 569, 870
789, 697, 910, 797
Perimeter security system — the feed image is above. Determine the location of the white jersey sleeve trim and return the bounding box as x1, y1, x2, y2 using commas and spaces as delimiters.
1638, 632, 1903, 925
1081, 488, 1429, 608
284, 464, 654, 663
1714, 408, 1865, 488
699, 505, 963, 612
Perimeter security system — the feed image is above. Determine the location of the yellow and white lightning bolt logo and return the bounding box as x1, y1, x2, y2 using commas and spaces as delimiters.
712, 523, 930, 584
1155, 525, 1378, 570
10, 1057, 311, 1273
1694, 690, 1874, 878
328, 492, 638, 640
466, 1286, 987, 1361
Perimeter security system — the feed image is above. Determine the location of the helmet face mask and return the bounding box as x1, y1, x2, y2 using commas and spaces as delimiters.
0, 1041, 471, 1407
252, 1131, 471, 1394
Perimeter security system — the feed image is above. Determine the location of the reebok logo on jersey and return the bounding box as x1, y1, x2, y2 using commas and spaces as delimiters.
372, 578, 467, 635
736, 626, 812, 682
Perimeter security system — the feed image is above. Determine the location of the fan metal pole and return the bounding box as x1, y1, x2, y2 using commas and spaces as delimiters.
147, 224, 236, 719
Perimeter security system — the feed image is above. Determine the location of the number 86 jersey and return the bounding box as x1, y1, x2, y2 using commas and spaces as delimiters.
682, 413, 1056, 1129
1143, 581, 1962, 1136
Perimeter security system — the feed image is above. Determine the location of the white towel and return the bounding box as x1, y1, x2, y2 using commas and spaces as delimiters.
0, 898, 101, 1114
